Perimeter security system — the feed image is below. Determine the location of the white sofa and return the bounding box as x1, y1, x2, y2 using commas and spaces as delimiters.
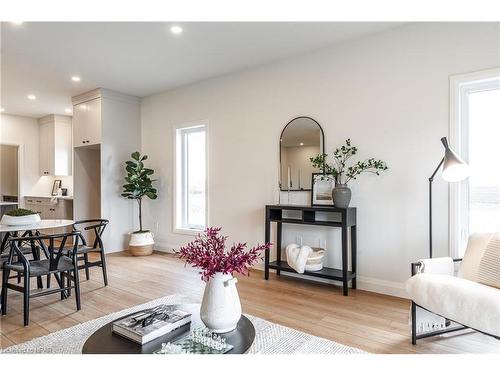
406, 233, 500, 343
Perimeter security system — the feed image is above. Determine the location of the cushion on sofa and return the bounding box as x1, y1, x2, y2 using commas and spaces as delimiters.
478, 235, 500, 289
457, 232, 494, 281
406, 273, 500, 337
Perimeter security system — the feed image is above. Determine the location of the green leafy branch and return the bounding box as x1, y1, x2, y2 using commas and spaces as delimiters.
345, 158, 388, 183
310, 139, 388, 185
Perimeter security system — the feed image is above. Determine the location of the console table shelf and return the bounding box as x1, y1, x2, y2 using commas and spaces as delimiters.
264, 204, 357, 296
268, 261, 356, 282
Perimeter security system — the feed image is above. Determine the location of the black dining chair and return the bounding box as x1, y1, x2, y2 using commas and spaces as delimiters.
1, 231, 81, 326
65, 219, 109, 286
1, 230, 45, 288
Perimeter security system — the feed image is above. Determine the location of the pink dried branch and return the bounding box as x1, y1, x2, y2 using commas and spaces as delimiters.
177, 227, 272, 281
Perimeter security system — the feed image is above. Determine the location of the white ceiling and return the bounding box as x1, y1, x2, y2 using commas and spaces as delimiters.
1, 22, 402, 118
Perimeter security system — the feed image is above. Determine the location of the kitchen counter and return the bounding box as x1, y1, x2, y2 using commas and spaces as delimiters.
0, 201, 18, 206
24, 195, 73, 201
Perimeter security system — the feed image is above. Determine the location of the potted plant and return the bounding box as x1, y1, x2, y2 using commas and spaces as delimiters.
0, 208, 41, 226
121, 151, 158, 256
177, 227, 271, 333
310, 139, 388, 208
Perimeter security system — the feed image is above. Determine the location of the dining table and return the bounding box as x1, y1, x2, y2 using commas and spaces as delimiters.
0, 219, 75, 255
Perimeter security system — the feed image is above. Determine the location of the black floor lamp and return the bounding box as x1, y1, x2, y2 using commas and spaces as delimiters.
428, 137, 469, 258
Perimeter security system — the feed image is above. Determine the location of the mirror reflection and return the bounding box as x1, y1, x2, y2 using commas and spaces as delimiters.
280, 117, 324, 191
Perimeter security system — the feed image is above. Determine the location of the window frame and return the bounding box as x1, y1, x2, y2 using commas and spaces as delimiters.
173, 121, 209, 235
449, 67, 500, 258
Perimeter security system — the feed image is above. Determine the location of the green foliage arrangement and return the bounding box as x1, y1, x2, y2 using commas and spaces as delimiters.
5, 208, 37, 217
310, 139, 388, 185
121, 151, 158, 233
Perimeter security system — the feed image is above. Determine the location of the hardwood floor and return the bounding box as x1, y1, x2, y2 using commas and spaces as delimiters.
1, 251, 499, 353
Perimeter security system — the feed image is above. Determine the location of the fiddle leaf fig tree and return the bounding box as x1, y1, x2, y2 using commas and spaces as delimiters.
121, 151, 158, 233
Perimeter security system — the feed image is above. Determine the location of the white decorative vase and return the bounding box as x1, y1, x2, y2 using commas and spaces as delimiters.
0, 213, 41, 226
129, 231, 154, 256
200, 272, 242, 333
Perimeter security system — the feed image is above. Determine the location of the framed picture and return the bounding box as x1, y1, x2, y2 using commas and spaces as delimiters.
311, 173, 335, 206
52, 179, 62, 196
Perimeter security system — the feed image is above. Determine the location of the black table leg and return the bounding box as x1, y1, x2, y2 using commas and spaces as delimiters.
264, 214, 270, 280
341, 224, 348, 296
276, 222, 282, 276
351, 225, 357, 289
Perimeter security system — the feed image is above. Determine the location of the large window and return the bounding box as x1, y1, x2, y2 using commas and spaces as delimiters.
175, 124, 207, 232
450, 69, 500, 257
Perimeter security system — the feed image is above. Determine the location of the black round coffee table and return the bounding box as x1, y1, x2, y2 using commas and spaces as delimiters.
82, 304, 255, 354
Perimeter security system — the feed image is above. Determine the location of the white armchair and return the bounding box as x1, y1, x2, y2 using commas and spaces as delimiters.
406, 233, 500, 344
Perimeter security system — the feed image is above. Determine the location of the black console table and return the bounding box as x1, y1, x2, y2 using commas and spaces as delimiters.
264, 204, 357, 296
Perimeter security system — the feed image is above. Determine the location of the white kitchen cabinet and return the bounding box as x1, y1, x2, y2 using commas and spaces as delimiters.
73, 97, 101, 147
38, 115, 72, 176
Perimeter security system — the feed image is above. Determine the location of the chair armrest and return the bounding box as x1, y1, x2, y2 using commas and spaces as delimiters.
411, 257, 460, 276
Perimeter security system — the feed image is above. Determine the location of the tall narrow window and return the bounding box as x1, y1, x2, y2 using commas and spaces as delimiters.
175, 124, 207, 232
450, 69, 500, 257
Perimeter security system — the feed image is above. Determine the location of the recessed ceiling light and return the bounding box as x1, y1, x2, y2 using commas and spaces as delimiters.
299, 142, 304, 146
0, 108, 5, 113
170, 25, 183, 35
65, 108, 72, 114
71, 76, 81, 82
27, 94, 36, 100
10, 21, 23, 25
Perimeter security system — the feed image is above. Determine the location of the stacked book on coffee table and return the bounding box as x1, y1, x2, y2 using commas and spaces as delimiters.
112, 305, 191, 345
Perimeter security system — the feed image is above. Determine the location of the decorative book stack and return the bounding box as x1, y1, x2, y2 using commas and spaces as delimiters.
112, 305, 191, 345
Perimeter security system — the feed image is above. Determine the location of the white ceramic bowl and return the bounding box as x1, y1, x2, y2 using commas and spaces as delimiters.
0, 213, 41, 226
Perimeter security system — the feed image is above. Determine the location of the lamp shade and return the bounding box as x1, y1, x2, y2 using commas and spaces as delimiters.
440, 137, 470, 182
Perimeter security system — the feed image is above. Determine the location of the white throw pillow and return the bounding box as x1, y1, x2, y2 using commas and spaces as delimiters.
477, 234, 500, 289
457, 232, 494, 281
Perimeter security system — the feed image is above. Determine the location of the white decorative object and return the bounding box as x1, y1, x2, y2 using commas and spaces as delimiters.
305, 247, 325, 272
129, 231, 154, 256
0, 213, 41, 226
200, 272, 242, 333
286, 243, 312, 273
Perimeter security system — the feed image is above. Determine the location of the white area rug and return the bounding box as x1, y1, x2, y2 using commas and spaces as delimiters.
1, 294, 365, 354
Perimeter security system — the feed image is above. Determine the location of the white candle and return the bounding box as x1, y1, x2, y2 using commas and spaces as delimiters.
298, 168, 301, 189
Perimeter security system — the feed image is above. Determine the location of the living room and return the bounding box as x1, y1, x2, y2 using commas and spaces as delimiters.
1, 0, 499, 372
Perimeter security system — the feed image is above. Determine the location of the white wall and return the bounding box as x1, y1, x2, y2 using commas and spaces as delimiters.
141, 23, 500, 297
100, 91, 141, 252
0, 144, 19, 197
0, 114, 74, 204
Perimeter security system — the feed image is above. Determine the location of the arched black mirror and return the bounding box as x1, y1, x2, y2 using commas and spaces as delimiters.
280, 116, 324, 191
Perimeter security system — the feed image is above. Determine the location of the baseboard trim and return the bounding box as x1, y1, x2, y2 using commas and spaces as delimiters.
356, 276, 407, 299
152, 242, 407, 299
153, 242, 176, 253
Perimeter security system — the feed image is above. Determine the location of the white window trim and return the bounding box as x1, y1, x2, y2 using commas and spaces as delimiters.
173, 121, 209, 236
449, 67, 500, 258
